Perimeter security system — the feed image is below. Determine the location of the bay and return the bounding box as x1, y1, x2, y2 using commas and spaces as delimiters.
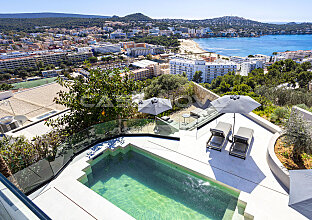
193, 35, 312, 57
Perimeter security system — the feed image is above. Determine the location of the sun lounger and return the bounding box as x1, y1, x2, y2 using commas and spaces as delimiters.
229, 127, 254, 159
206, 122, 232, 151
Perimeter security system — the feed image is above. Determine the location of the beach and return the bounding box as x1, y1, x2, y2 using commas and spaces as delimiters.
179, 39, 228, 59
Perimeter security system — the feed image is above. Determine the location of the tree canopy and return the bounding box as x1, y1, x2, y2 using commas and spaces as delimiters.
144, 74, 190, 99
203, 59, 312, 121
131, 35, 180, 48
192, 71, 203, 83
48, 65, 139, 133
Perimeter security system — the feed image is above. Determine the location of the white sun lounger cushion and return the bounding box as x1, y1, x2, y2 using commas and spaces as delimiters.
234, 127, 254, 144
210, 122, 232, 138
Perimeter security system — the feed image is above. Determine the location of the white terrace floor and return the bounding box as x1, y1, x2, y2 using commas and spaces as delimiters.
29, 113, 307, 220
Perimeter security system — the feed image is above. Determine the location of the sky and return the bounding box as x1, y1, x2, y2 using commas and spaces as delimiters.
0, 0, 312, 22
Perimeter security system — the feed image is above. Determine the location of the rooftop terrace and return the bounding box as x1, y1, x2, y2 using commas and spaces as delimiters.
0, 83, 308, 219
27, 113, 306, 219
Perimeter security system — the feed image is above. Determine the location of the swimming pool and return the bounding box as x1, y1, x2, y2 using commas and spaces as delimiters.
80, 146, 243, 219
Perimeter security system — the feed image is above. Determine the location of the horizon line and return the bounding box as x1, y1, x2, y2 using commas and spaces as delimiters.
0, 11, 310, 23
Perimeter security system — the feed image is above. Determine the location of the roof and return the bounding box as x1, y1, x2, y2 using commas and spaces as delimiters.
0, 82, 67, 124
170, 58, 237, 66
131, 60, 158, 68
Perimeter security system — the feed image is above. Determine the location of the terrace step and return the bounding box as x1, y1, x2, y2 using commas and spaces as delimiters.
227, 199, 247, 220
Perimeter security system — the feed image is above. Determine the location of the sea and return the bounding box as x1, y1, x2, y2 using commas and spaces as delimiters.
193, 35, 312, 57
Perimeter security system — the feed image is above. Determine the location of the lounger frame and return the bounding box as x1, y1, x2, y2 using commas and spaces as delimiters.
206, 122, 231, 151
229, 138, 250, 160
229, 128, 254, 160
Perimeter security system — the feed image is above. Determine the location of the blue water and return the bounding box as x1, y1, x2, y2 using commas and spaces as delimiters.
193, 35, 312, 57
84, 150, 240, 219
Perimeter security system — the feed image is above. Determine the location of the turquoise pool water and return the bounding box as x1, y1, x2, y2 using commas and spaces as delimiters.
82, 148, 240, 219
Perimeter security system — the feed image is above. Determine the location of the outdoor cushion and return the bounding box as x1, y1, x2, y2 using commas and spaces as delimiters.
190, 108, 204, 117
207, 121, 232, 151
229, 127, 254, 159
210, 122, 232, 138
209, 136, 224, 148
230, 142, 247, 155
234, 127, 254, 144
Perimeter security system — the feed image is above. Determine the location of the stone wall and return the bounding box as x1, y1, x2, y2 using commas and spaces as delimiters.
192, 82, 219, 106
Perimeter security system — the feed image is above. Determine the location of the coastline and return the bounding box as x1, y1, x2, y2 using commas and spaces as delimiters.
179, 39, 228, 59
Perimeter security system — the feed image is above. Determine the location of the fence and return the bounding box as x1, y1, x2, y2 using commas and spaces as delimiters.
6, 119, 179, 195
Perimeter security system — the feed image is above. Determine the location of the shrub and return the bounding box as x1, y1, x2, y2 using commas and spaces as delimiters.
270, 106, 290, 124
144, 74, 189, 99
256, 86, 312, 107
0, 130, 67, 174
0, 136, 39, 174
284, 112, 312, 162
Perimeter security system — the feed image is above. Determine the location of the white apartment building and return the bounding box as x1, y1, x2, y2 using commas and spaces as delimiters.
75, 47, 92, 53
92, 43, 121, 54
67, 52, 92, 63
200, 27, 212, 35
254, 54, 271, 63
240, 60, 264, 76
169, 58, 237, 83
103, 26, 114, 32
230, 55, 270, 65
131, 60, 160, 76
110, 31, 127, 39
229, 56, 248, 64
159, 30, 172, 36
0, 51, 30, 59
124, 68, 153, 81
36, 52, 66, 66
229, 55, 267, 75
273, 54, 287, 62
297, 57, 312, 64
0, 52, 66, 69
127, 45, 165, 57
0, 51, 92, 69
0, 56, 37, 69
277, 50, 312, 60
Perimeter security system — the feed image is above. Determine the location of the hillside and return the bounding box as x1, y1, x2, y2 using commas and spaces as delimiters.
117, 13, 153, 21
0, 12, 110, 19
203, 16, 266, 26
0, 13, 310, 34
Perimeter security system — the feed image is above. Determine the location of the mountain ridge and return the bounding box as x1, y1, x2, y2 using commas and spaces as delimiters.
0, 12, 308, 26
0, 12, 110, 19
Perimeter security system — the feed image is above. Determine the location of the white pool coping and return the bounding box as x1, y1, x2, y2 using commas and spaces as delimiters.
29, 113, 307, 220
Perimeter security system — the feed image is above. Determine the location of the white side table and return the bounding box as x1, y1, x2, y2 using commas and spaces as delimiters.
182, 113, 190, 124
